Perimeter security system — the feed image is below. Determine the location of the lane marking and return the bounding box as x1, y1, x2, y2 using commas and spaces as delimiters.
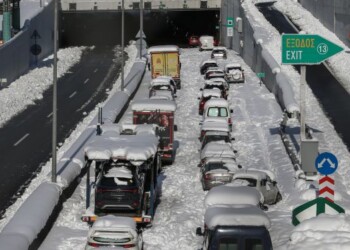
14, 133, 30, 147
84, 78, 89, 84
69, 91, 77, 98
47, 112, 53, 118
94, 68, 98, 73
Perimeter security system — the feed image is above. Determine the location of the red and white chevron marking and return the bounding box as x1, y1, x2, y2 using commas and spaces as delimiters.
319, 175, 335, 202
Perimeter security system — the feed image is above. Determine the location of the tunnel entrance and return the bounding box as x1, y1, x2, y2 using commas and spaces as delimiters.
60, 10, 220, 47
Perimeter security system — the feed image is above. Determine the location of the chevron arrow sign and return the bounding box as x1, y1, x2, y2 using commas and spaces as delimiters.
319, 175, 335, 202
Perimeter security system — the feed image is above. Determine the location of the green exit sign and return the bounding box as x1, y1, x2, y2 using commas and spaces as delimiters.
257, 72, 265, 78
282, 34, 343, 65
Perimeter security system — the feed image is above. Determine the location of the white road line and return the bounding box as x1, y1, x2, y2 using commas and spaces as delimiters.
69, 91, 77, 98
14, 133, 30, 147
47, 112, 53, 118
84, 78, 89, 84
94, 68, 98, 73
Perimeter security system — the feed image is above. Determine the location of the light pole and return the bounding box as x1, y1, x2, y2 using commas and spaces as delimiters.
121, 0, 125, 91
140, 0, 143, 59
52, 0, 58, 183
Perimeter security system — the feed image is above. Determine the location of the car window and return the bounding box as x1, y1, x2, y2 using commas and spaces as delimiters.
246, 238, 264, 250
206, 135, 230, 144
206, 162, 228, 171
234, 178, 257, 187
218, 237, 239, 250
207, 107, 228, 117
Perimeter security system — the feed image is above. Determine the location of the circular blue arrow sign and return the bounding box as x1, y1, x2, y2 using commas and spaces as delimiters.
315, 152, 338, 175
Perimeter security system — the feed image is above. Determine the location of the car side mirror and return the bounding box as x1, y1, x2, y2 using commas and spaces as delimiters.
238, 164, 243, 169
196, 227, 204, 236
200, 88, 203, 91
174, 125, 178, 131
197, 97, 200, 100
230, 109, 234, 113
231, 137, 235, 141
272, 181, 277, 186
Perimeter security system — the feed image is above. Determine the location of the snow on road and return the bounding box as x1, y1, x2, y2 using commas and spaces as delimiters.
37, 47, 302, 249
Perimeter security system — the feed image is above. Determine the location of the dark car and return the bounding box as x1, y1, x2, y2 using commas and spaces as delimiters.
200, 59, 218, 75
211, 47, 227, 59
94, 163, 141, 215
188, 35, 200, 47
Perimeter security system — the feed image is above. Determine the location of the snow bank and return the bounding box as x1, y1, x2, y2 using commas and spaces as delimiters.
0, 47, 85, 128
285, 214, 350, 250
0, 183, 61, 249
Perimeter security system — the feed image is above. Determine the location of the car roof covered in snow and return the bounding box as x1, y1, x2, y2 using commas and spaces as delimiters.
204, 80, 225, 87
225, 63, 242, 69
84, 125, 159, 162
202, 89, 222, 98
90, 215, 137, 232
204, 131, 230, 136
201, 119, 230, 132
204, 205, 271, 229
206, 68, 224, 73
131, 99, 177, 112
150, 80, 173, 87
233, 169, 269, 181
201, 142, 235, 160
148, 45, 180, 54
205, 185, 261, 207
204, 98, 229, 110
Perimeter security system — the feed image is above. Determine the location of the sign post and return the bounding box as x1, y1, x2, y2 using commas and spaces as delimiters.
281, 34, 343, 174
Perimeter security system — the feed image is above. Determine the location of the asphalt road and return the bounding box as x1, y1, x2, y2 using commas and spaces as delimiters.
0, 46, 123, 215
257, 3, 350, 151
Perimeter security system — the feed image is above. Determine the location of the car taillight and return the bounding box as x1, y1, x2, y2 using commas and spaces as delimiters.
124, 188, 138, 194
88, 242, 100, 247
204, 174, 212, 180
228, 118, 232, 125
96, 188, 106, 193
200, 130, 206, 139
123, 244, 136, 248
200, 100, 205, 108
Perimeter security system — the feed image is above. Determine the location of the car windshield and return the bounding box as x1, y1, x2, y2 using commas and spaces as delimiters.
234, 178, 257, 187
206, 162, 229, 171
207, 107, 228, 117
245, 238, 264, 250
205, 85, 224, 91
206, 135, 230, 144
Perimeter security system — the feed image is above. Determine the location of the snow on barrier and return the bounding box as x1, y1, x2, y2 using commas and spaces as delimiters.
221, 0, 299, 116
0, 41, 147, 250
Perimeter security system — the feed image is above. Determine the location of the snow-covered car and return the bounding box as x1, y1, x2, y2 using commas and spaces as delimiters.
201, 130, 233, 150
211, 46, 227, 59
232, 169, 282, 205
196, 205, 272, 250
203, 98, 233, 131
200, 59, 218, 75
200, 80, 229, 99
199, 157, 240, 190
204, 68, 225, 80
224, 63, 245, 83
85, 215, 143, 250
200, 142, 236, 163
206, 72, 226, 81
150, 76, 177, 92
149, 79, 177, 100
198, 89, 223, 115
199, 35, 214, 51
199, 118, 231, 142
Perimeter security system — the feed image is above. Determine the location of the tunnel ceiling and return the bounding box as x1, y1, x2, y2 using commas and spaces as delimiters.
60, 10, 220, 47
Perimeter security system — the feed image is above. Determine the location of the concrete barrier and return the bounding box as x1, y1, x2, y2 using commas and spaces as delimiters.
221, 0, 299, 115
0, 42, 147, 250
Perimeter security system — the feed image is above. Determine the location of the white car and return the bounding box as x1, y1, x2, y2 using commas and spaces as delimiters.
224, 63, 245, 83
203, 98, 233, 131
211, 46, 227, 59
199, 35, 214, 51
85, 215, 143, 250
231, 169, 282, 205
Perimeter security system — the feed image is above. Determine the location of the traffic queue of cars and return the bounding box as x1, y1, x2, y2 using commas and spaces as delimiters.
81, 45, 182, 249
196, 51, 280, 249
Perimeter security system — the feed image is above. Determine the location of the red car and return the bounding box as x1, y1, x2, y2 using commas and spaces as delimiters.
189, 36, 200, 47
198, 88, 223, 115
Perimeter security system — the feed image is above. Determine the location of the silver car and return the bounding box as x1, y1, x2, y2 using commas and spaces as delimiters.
199, 157, 240, 190
231, 169, 282, 205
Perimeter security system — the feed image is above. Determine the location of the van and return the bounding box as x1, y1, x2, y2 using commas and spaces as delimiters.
196, 206, 273, 250
199, 36, 215, 51
203, 99, 233, 131
148, 45, 181, 89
